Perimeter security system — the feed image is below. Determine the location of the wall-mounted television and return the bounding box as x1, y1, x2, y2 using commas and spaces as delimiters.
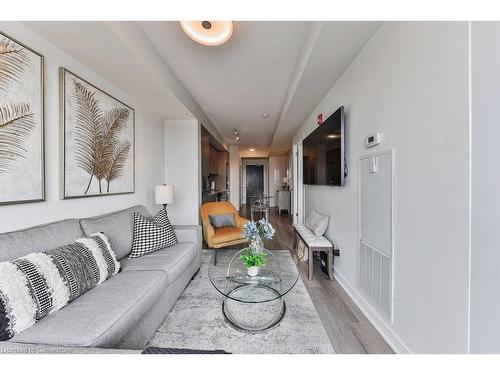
303, 106, 345, 186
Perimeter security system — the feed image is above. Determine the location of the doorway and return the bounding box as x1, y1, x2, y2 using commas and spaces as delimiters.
245, 165, 264, 204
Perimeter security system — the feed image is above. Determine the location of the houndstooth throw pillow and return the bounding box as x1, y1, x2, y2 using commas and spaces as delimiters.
129, 210, 178, 259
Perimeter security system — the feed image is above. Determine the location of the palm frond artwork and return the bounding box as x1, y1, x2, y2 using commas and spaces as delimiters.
71, 78, 132, 195
72, 80, 105, 194
0, 102, 35, 174
106, 141, 131, 193
0, 37, 30, 91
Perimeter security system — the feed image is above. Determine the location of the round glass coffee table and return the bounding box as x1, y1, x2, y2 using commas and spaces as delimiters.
208, 248, 299, 332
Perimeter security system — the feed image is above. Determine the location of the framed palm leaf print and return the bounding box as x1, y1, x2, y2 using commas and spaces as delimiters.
0, 32, 44, 205
61, 68, 135, 199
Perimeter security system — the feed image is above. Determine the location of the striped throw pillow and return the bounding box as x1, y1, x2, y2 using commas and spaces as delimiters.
0, 232, 120, 341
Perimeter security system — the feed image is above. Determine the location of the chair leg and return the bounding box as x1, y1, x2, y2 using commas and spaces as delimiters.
214, 249, 218, 266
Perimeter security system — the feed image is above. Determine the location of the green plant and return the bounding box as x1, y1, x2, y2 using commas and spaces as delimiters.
240, 249, 268, 268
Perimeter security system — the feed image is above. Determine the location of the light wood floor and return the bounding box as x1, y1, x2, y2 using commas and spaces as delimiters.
236, 205, 394, 354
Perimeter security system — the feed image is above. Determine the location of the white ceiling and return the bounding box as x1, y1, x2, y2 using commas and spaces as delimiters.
26, 21, 381, 154
24, 21, 193, 121
140, 21, 381, 154
140, 21, 310, 152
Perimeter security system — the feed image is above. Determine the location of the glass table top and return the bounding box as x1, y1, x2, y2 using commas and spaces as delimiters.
208, 248, 299, 304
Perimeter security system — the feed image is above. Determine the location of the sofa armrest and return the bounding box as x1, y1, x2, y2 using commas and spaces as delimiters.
173, 225, 202, 251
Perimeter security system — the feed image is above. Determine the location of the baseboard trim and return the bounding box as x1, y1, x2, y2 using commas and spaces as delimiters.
333, 265, 411, 354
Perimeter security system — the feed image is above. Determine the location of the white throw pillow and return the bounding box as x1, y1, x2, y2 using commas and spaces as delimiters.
305, 210, 329, 237
305, 210, 315, 229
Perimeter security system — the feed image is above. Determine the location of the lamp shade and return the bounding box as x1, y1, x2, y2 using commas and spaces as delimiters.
155, 185, 174, 205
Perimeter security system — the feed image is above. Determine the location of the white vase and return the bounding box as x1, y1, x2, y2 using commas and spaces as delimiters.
247, 266, 259, 277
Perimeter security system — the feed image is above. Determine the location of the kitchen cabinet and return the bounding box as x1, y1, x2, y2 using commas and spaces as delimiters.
276, 190, 291, 214
209, 145, 219, 175
201, 126, 210, 178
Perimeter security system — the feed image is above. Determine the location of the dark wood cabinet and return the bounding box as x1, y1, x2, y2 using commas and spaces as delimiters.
209, 145, 219, 175
201, 126, 210, 178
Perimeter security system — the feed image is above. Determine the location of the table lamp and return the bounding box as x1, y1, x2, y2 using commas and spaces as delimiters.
155, 184, 174, 212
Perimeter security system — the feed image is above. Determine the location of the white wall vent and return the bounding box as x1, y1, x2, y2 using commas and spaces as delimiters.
359, 150, 394, 321
359, 241, 392, 318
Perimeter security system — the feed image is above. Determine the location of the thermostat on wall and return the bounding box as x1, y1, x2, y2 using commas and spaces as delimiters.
365, 132, 382, 148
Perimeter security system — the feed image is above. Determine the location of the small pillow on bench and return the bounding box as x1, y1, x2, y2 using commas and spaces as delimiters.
0, 232, 120, 341
208, 213, 236, 229
305, 210, 329, 237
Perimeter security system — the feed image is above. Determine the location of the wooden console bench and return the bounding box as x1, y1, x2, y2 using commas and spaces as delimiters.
293, 224, 334, 281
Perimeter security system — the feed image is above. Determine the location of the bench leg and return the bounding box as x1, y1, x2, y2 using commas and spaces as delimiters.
308, 248, 314, 281
327, 249, 334, 280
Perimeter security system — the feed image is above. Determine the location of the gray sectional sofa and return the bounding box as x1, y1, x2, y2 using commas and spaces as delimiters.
0, 205, 202, 352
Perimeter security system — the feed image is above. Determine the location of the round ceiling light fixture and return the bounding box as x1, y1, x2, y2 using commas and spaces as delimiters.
248, 148, 256, 152
179, 21, 233, 47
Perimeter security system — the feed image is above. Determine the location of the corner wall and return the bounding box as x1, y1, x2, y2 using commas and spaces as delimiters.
470, 21, 500, 353
164, 119, 201, 225
0, 22, 166, 233
293, 22, 470, 353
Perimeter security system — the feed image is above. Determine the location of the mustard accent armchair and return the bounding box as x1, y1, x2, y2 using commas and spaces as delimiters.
200, 202, 249, 249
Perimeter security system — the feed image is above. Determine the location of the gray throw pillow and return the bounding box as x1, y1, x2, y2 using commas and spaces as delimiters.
209, 214, 236, 229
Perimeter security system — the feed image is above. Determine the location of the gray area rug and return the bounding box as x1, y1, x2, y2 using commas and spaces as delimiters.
148, 250, 334, 354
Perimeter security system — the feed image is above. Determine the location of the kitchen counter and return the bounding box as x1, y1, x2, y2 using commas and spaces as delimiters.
202, 189, 229, 196
202, 189, 229, 203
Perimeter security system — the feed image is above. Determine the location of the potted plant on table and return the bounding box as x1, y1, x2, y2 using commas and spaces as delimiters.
241, 218, 275, 277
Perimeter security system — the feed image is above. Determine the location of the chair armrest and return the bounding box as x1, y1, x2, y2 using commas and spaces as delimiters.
236, 216, 249, 228
173, 225, 202, 251
200, 219, 216, 247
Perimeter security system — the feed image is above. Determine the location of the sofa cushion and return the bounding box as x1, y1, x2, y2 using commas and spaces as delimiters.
9, 270, 166, 348
211, 227, 244, 245
80, 205, 151, 260
0, 219, 83, 262
120, 243, 198, 285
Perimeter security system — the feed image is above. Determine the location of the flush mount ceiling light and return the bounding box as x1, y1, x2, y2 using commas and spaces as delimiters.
179, 21, 233, 47
248, 148, 256, 152
262, 113, 269, 119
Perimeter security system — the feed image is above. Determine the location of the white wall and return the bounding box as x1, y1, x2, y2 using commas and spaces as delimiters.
164, 119, 200, 225
0, 22, 166, 233
229, 145, 240, 209
293, 22, 470, 353
470, 22, 500, 354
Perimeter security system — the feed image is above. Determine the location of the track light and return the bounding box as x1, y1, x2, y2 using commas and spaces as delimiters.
233, 128, 240, 142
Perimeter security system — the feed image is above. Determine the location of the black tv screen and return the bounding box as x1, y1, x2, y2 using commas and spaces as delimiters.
303, 106, 345, 186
